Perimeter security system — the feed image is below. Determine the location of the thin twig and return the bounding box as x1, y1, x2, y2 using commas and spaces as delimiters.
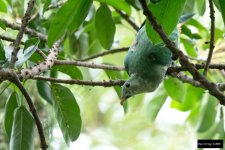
203, 0, 215, 76
10, 73, 47, 150
139, 0, 225, 105
115, 9, 139, 31
167, 64, 225, 74
0, 34, 25, 44
54, 60, 125, 71
36, 49, 47, 59
0, 19, 47, 41
9, 0, 36, 68
77, 47, 129, 61
31, 76, 125, 87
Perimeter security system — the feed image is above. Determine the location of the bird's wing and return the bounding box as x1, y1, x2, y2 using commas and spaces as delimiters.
149, 46, 172, 66
147, 27, 179, 66
124, 51, 130, 74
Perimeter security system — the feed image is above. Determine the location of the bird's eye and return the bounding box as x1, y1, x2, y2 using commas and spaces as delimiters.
125, 83, 130, 88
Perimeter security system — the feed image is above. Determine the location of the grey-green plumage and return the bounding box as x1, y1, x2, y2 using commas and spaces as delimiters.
121, 26, 179, 102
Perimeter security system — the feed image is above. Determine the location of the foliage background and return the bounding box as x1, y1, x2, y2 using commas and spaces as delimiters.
0, 0, 225, 150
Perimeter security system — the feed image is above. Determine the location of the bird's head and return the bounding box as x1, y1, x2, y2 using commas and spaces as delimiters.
121, 74, 154, 105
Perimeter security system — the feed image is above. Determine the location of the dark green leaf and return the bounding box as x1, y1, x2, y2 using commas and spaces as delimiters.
37, 80, 53, 104
23, 37, 39, 51
95, 0, 131, 15
48, 0, 92, 46
95, 4, 115, 49
29, 51, 45, 63
0, 20, 6, 30
4, 92, 19, 139
43, 0, 51, 11
213, 0, 225, 28
52, 65, 83, 79
0, 40, 5, 61
0, 0, 7, 12
16, 38, 40, 67
51, 84, 82, 143
145, 0, 186, 44
68, 0, 92, 33
181, 25, 202, 39
146, 86, 167, 121
164, 77, 186, 103
10, 106, 35, 150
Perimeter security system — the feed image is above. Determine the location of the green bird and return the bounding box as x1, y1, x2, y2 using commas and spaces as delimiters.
121, 25, 179, 104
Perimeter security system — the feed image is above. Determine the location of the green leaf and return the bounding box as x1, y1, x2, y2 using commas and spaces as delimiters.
9, 106, 35, 150
0, 0, 7, 12
43, 0, 51, 11
16, 38, 40, 67
95, 0, 131, 15
181, 38, 197, 57
48, 0, 92, 46
0, 40, 5, 61
95, 4, 115, 49
198, 117, 224, 139
68, 0, 92, 33
52, 65, 83, 80
145, 0, 186, 44
218, 0, 225, 28
196, 0, 206, 16
197, 94, 218, 133
181, 25, 202, 39
0, 20, 6, 30
37, 80, 53, 104
186, 19, 208, 32
164, 77, 186, 103
51, 84, 82, 143
4, 92, 19, 140
170, 85, 204, 111
23, 37, 39, 51
146, 85, 167, 121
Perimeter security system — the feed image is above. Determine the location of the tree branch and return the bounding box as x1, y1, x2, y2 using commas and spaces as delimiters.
77, 47, 129, 61
139, 0, 225, 105
54, 60, 125, 71
0, 19, 47, 41
18, 39, 62, 79
114, 9, 139, 31
203, 0, 215, 76
10, 72, 47, 150
9, 0, 36, 68
31, 76, 125, 87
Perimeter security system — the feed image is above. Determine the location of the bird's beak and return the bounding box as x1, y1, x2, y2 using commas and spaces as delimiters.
120, 96, 130, 105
